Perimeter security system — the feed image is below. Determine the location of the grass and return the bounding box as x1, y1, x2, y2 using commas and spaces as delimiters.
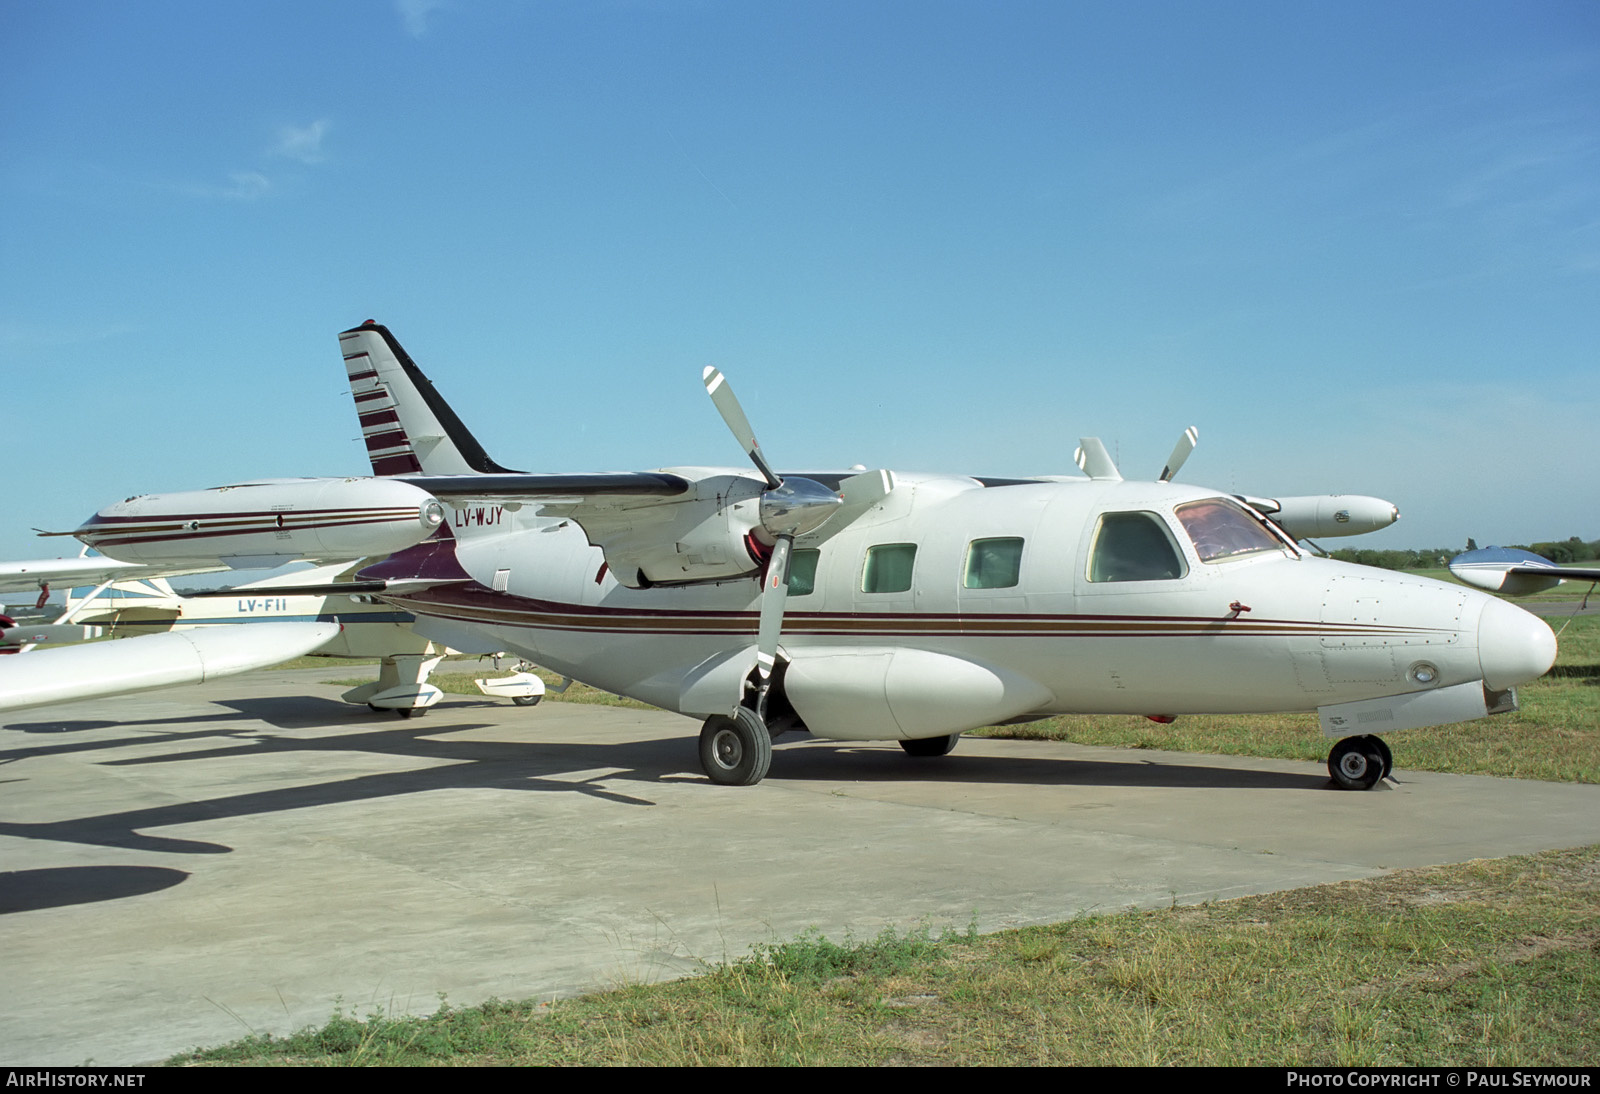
1414, 565, 1600, 606
169, 846, 1600, 1066
976, 612, 1600, 784
324, 663, 659, 710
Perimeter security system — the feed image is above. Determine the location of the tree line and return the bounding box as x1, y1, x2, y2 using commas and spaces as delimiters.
1326, 536, 1600, 572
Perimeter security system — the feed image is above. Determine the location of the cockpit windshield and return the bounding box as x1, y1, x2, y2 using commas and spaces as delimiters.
1176, 497, 1291, 563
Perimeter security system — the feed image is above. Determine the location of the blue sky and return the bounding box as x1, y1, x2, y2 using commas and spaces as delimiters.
3, 0, 1597, 567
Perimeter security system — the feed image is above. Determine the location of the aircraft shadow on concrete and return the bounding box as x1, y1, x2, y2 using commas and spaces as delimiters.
0, 696, 500, 763
0, 865, 189, 914
0, 701, 1344, 870
3, 694, 431, 735
771, 739, 1335, 792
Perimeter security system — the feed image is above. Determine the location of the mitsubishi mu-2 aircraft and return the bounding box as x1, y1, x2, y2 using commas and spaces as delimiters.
32, 322, 1558, 790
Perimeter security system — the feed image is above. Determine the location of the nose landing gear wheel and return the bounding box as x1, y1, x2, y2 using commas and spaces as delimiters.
699, 708, 773, 786
1328, 735, 1388, 790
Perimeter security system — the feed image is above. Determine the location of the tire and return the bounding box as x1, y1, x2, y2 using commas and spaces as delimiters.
899, 733, 960, 757
698, 709, 773, 786
1328, 736, 1384, 790
512, 695, 542, 707
1366, 734, 1393, 781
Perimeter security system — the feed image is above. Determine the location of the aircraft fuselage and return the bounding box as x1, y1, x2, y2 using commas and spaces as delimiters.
381, 472, 1547, 739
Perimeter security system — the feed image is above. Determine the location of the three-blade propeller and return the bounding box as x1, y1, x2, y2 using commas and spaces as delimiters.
702, 367, 842, 719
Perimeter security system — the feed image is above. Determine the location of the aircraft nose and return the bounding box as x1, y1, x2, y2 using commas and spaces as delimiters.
1477, 597, 1557, 690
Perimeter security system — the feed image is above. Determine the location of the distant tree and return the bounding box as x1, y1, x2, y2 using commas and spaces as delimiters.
1329, 534, 1598, 571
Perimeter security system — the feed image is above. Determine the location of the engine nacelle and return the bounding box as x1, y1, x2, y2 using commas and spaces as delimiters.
1251, 494, 1399, 540
542, 470, 771, 588
68, 478, 446, 568
781, 646, 1053, 741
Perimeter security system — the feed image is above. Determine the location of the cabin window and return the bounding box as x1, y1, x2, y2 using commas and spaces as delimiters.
1088, 513, 1187, 582
786, 549, 821, 596
862, 543, 916, 593
964, 537, 1023, 589
1175, 498, 1286, 563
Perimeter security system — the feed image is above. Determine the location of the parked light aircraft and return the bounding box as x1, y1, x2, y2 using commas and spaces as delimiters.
27, 322, 1556, 790
1449, 547, 1600, 598
0, 555, 543, 712
329, 322, 1555, 789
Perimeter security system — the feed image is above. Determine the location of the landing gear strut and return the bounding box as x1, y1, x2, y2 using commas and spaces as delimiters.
1328, 734, 1391, 790
699, 707, 773, 786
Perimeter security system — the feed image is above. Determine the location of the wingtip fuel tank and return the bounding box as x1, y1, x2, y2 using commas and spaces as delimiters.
1251, 494, 1400, 539
66, 477, 446, 568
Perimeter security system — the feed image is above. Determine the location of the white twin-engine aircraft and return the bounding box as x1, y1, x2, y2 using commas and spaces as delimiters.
30, 322, 1556, 790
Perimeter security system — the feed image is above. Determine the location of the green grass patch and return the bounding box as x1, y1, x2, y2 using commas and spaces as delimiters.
169, 846, 1600, 1066
270, 655, 381, 671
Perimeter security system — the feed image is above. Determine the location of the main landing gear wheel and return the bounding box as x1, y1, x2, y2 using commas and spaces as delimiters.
512, 695, 542, 707
1328, 735, 1388, 791
699, 708, 773, 786
1368, 735, 1393, 781
899, 733, 960, 757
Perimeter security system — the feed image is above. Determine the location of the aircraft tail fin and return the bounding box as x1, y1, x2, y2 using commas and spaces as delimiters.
339, 322, 521, 477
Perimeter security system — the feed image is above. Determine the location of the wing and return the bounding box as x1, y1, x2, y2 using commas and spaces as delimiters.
400, 468, 772, 587
1450, 547, 1600, 596
397, 467, 890, 588
0, 556, 228, 598
0, 622, 340, 714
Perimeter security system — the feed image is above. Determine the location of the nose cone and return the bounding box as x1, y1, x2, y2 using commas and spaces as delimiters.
1478, 598, 1557, 689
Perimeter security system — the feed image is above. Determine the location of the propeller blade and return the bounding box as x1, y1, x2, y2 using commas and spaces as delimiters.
1075, 437, 1122, 481
703, 366, 780, 490
1159, 426, 1199, 482
755, 535, 794, 697
701, 366, 840, 724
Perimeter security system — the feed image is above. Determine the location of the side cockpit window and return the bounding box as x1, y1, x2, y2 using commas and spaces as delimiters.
786, 549, 821, 596
1176, 498, 1288, 563
862, 543, 916, 593
1088, 512, 1187, 582
964, 537, 1023, 589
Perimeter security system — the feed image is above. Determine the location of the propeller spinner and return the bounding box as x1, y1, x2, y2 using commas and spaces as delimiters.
702, 366, 842, 719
